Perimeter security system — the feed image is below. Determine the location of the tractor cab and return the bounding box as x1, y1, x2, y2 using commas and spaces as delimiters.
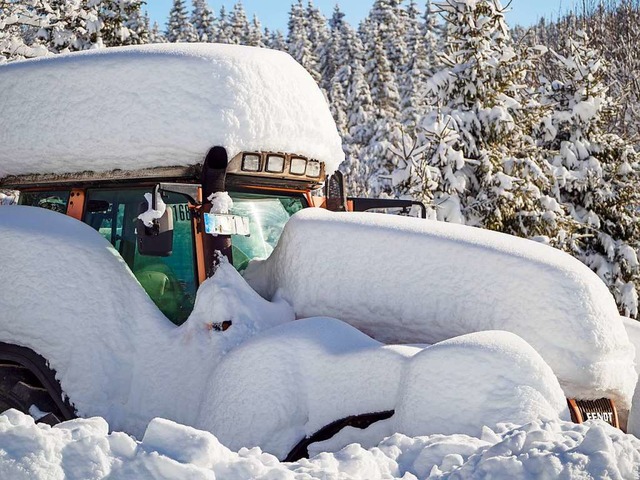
2, 149, 334, 325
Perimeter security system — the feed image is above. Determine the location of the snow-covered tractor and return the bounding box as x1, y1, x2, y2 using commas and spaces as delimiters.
0, 44, 637, 459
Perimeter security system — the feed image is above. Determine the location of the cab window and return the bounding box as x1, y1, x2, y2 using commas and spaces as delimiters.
83, 188, 197, 325
229, 193, 305, 271
19, 191, 70, 213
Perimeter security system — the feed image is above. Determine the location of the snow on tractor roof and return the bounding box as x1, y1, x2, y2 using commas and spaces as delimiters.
0, 44, 344, 179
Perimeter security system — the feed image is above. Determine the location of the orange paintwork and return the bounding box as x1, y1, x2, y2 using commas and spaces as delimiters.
192, 187, 207, 286
66, 189, 85, 220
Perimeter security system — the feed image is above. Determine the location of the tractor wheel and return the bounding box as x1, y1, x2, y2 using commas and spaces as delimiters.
0, 363, 64, 425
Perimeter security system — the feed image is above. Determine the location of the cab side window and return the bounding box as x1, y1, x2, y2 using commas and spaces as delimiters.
19, 191, 70, 213
83, 188, 197, 325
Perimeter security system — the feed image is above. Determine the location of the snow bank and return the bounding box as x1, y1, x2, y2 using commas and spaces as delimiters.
0, 410, 638, 479
0, 43, 344, 178
244, 209, 636, 411
0, 206, 293, 437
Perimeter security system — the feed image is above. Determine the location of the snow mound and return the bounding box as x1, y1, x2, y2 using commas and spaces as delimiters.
0, 43, 344, 178
202, 321, 568, 459
244, 209, 636, 411
0, 206, 293, 436
394, 331, 570, 438
0, 410, 638, 479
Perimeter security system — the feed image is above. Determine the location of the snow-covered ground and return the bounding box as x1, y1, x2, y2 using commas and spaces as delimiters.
0, 410, 638, 479
0, 44, 344, 178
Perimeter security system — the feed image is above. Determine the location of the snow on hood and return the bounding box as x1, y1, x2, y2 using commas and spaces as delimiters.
244, 209, 637, 413
0, 43, 344, 178
0, 410, 638, 479
201, 322, 569, 459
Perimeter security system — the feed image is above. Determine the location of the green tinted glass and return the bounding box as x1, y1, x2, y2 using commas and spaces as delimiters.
230, 193, 305, 271
83, 188, 197, 325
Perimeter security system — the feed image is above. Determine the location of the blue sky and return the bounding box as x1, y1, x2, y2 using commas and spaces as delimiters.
146, 1, 579, 31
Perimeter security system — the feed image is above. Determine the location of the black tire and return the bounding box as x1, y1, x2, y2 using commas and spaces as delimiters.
0, 363, 64, 425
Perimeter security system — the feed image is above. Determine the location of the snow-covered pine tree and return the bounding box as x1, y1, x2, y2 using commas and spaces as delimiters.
266, 29, 287, 51
306, 1, 330, 89
215, 5, 231, 43
420, 0, 555, 237
400, 0, 428, 130
28, 0, 105, 53
539, 30, 640, 317
421, 0, 441, 73
246, 14, 265, 47
166, 0, 197, 42
365, 0, 409, 79
333, 22, 377, 196
228, 2, 250, 45
100, 0, 149, 47
191, 0, 216, 42
360, 18, 404, 195
287, 0, 321, 84
323, 5, 349, 129
149, 21, 167, 43
0, 1, 50, 62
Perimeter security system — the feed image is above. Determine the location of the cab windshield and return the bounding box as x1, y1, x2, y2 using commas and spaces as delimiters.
230, 193, 305, 271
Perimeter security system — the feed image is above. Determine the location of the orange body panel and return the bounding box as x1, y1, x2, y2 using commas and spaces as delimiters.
66, 189, 85, 220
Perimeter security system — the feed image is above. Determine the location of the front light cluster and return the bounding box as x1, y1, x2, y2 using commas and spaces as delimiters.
240, 152, 323, 179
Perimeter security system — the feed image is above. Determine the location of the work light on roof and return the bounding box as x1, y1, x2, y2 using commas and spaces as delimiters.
241, 153, 261, 172
290, 157, 307, 176
266, 154, 285, 173
306, 160, 321, 178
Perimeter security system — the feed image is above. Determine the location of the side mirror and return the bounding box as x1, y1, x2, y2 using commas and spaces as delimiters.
136, 188, 174, 257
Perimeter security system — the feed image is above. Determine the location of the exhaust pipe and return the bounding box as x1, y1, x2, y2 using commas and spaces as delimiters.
201, 146, 231, 278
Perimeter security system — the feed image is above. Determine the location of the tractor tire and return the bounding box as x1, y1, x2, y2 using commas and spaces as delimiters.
0, 363, 64, 425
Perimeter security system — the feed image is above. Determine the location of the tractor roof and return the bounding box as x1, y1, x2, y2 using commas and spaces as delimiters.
0, 44, 344, 180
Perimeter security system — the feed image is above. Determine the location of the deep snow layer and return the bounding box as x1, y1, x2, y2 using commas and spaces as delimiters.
0, 43, 344, 178
244, 209, 637, 412
0, 410, 637, 480
0, 206, 571, 459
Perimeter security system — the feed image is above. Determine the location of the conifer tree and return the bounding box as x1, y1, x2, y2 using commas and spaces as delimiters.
191, 0, 216, 42
228, 2, 250, 45
414, 0, 554, 237
539, 30, 640, 317
216, 6, 231, 43
267, 29, 287, 51
166, 0, 197, 42
246, 14, 265, 47
100, 0, 149, 47
287, 0, 321, 83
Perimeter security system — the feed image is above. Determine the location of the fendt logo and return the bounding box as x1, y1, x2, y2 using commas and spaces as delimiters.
584, 411, 614, 423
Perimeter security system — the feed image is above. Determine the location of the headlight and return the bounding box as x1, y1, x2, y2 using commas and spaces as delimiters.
266, 154, 285, 173
306, 160, 321, 178
290, 157, 307, 175
241, 153, 261, 172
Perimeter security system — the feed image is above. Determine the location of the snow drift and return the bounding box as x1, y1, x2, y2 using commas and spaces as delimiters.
244, 209, 637, 412
0, 206, 572, 458
0, 410, 638, 480
0, 43, 344, 178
